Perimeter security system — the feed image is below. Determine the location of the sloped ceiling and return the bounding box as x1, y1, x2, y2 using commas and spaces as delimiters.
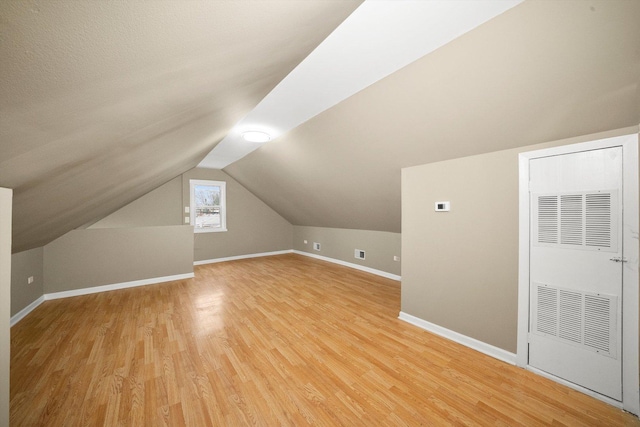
2, 1, 639, 254
224, 0, 640, 232
199, 1, 523, 169
0, 0, 362, 252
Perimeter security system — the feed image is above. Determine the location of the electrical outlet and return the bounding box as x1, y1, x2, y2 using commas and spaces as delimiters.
27, 276, 34, 284
303, 240, 308, 244
185, 216, 190, 224
393, 256, 400, 262
184, 206, 190, 213
313, 242, 321, 251
354, 249, 365, 260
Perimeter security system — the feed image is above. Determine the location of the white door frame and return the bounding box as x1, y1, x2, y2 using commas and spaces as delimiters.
517, 133, 639, 415
0, 187, 12, 427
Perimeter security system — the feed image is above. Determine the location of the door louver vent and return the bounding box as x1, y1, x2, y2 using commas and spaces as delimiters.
532, 283, 617, 358
558, 290, 582, 344
537, 196, 558, 244
584, 295, 611, 353
560, 195, 583, 245
534, 191, 616, 252
536, 286, 558, 335
586, 193, 611, 248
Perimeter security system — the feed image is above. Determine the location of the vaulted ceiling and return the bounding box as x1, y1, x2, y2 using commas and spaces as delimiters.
0, 0, 361, 252
1, 0, 639, 253
225, 0, 640, 232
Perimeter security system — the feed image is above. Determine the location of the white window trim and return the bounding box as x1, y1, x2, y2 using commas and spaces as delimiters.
189, 179, 227, 233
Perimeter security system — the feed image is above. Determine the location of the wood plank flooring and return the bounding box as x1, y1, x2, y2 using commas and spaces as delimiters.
10, 254, 640, 426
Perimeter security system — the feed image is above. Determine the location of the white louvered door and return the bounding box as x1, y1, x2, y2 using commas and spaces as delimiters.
529, 147, 623, 401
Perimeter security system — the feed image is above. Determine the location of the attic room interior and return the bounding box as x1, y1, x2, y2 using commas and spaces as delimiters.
1, 0, 640, 425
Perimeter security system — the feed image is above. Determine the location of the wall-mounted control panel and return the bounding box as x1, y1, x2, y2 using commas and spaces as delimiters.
435, 201, 450, 212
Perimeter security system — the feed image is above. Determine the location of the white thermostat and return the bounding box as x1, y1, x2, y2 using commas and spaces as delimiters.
435, 201, 450, 212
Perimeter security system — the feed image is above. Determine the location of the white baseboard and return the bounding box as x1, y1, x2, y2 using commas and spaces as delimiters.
11, 272, 194, 327
293, 250, 401, 281
10, 295, 45, 327
12, 251, 398, 327
44, 272, 195, 301
194, 249, 401, 281
398, 311, 516, 365
194, 250, 293, 265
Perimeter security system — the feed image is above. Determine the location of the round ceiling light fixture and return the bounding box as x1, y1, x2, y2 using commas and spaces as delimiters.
241, 130, 271, 143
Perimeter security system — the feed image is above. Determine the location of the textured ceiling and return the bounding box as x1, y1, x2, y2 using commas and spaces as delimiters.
224, 0, 640, 233
2, 0, 638, 253
0, 0, 362, 252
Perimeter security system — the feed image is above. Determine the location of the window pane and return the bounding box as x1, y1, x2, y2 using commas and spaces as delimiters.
194, 184, 221, 229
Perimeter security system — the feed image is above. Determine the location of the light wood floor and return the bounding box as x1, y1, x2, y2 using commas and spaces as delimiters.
10, 254, 640, 426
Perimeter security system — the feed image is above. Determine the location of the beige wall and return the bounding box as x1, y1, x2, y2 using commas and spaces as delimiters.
401, 127, 638, 353
90, 177, 183, 228
44, 226, 193, 293
0, 188, 12, 426
10, 176, 183, 314
88, 167, 293, 262
183, 168, 293, 262
11, 166, 293, 303
11, 247, 44, 317
293, 226, 401, 276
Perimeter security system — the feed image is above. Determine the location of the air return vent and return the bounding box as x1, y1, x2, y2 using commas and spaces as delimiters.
534, 191, 617, 252
560, 195, 582, 245
558, 290, 582, 344
585, 193, 611, 248
532, 283, 617, 358
535, 286, 558, 336
584, 294, 612, 353
537, 196, 558, 244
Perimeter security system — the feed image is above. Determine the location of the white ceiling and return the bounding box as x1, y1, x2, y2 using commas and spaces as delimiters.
198, 0, 523, 169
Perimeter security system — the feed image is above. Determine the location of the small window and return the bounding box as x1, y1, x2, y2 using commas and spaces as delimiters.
189, 180, 226, 233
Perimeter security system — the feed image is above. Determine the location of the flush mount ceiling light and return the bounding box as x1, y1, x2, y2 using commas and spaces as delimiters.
199, 1, 523, 169
241, 131, 271, 143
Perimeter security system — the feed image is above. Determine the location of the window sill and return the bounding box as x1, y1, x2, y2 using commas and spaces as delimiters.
194, 228, 227, 234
